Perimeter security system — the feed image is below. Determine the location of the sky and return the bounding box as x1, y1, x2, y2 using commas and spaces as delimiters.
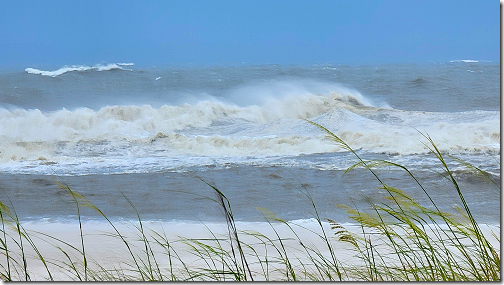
0, 0, 500, 68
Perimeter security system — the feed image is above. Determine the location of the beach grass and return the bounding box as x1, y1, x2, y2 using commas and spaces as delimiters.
0, 122, 499, 281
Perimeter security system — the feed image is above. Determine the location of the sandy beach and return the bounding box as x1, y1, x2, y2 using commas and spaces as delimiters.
5, 219, 499, 281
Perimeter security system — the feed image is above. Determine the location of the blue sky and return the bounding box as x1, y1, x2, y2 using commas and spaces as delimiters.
0, 0, 499, 68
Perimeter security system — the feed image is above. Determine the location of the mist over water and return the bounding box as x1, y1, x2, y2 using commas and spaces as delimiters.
0, 62, 500, 223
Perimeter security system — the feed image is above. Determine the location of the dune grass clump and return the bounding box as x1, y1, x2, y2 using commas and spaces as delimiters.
305, 120, 500, 281
0, 121, 499, 281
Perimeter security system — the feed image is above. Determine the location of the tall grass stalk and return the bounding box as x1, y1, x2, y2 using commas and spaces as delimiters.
0, 199, 11, 281
121, 192, 163, 281
199, 179, 254, 281
55, 181, 88, 281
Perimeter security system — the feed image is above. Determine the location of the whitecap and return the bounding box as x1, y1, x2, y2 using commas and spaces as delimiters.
25, 63, 132, 77
450, 60, 480, 63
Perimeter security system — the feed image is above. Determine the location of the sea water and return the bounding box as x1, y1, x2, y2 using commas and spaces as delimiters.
0, 62, 500, 224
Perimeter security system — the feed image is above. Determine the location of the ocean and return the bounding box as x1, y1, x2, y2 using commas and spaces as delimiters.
0, 61, 500, 225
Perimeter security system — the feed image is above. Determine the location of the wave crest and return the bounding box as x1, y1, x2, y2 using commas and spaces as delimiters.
25, 63, 133, 77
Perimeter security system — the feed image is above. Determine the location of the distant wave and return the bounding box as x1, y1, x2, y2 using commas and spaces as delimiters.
25, 63, 133, 77
450, 60, 480, 63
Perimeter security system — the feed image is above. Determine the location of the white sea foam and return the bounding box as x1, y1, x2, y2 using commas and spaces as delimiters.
25, 63, 132, 77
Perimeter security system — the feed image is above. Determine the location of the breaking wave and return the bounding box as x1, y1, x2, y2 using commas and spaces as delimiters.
0, 84, 499, 168
25, 63, 133, 77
